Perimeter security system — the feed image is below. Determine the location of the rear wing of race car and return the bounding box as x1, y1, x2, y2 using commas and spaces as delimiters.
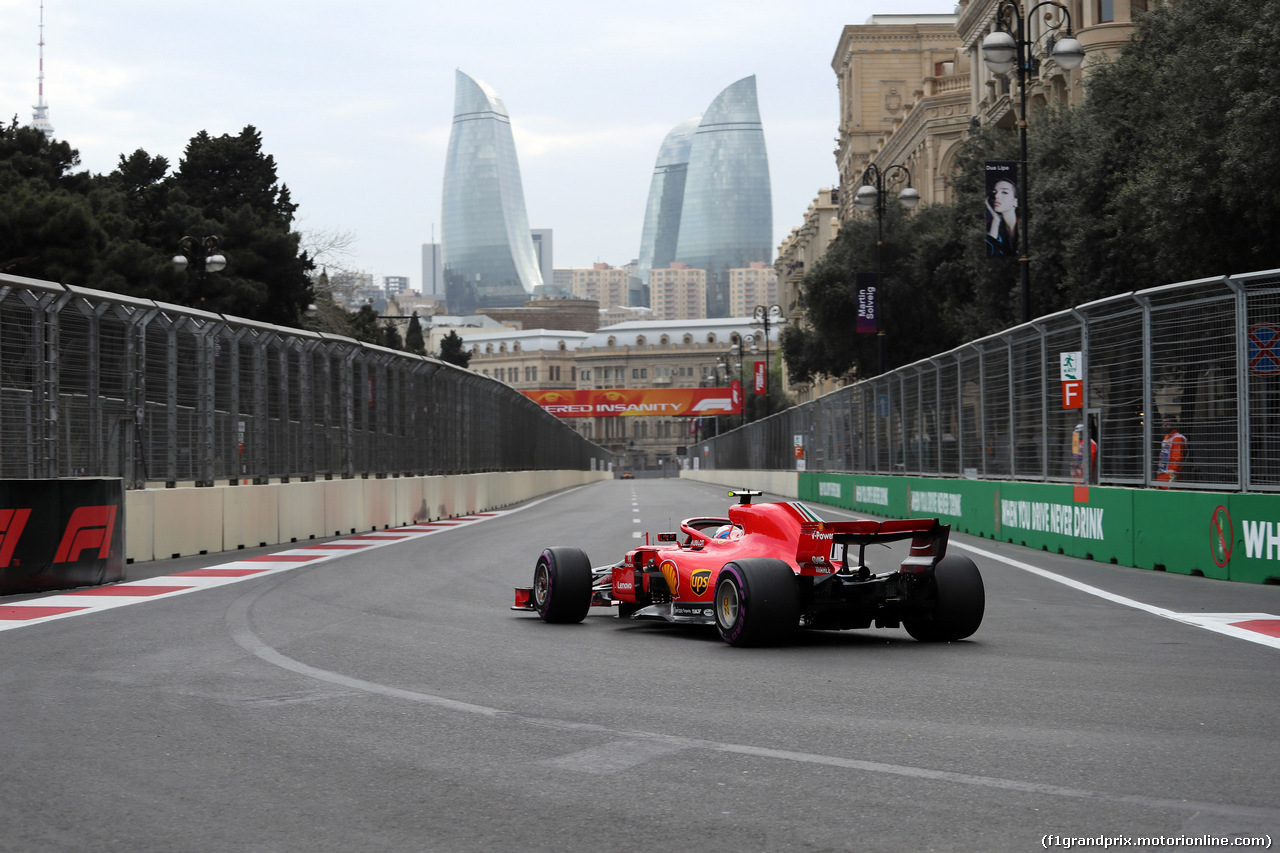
795, 518, 949, 576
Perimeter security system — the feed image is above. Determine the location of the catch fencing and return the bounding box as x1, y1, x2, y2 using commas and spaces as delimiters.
694, 269, 1280, 492
0, 273, 610, 487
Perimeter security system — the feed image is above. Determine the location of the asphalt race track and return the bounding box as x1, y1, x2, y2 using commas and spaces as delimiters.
1, 478, 1277, 852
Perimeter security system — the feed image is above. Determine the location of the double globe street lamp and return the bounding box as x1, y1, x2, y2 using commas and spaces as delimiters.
854, 163, 920, 374
981, 1, 1084, 323
172, 235, 228, 308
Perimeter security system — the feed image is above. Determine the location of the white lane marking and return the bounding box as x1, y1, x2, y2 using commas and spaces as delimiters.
542, 740, 687, 774
949, 541, 1280, 651
224, 584, 1280, 822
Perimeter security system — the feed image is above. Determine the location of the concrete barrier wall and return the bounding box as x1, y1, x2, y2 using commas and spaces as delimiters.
124, 470, 610, 564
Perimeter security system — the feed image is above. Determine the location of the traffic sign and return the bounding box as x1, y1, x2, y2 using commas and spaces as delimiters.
1248, 325, 1280, 376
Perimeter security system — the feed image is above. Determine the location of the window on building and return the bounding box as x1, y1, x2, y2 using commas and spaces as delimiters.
632, 368, 639, 379
1098, 0, 1113, 22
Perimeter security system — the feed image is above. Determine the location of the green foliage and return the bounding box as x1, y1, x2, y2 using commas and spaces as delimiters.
0, 121, 314, 327
405, 313, 427, 356
437, 330, 472, 368
786, 0, 1280, 384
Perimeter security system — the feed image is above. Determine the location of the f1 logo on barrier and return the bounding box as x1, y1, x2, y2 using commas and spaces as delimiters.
0, 505, 118, 568
0, 508, 33, 568
53, 505, 119, 564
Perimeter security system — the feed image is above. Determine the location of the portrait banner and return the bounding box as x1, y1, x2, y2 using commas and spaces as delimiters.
985, 160, 1019, 257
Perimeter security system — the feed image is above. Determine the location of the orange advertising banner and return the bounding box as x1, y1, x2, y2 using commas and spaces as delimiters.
522, 388, 742, 418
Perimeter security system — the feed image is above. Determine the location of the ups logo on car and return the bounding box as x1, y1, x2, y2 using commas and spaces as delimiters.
690, 569, 712, 596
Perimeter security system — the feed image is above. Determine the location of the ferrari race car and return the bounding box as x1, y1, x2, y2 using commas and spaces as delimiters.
513, 490, 984, 646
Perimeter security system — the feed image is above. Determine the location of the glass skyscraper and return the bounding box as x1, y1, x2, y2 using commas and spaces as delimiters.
636, 116, 699, 286
639, 76, 772, 317
442, 70, 544, 315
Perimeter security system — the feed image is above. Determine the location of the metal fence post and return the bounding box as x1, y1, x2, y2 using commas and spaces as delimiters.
1228, 275, 1251, 491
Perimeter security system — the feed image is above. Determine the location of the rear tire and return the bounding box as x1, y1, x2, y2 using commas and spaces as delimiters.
903, 554, 984, 642
713, 559, 800, 647
533, 547, 593, 624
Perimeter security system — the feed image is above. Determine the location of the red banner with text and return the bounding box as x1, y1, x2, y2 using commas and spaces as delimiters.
522, 388, 742, 418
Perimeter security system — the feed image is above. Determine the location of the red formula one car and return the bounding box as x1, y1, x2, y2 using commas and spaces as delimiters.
513, 490, 984, 646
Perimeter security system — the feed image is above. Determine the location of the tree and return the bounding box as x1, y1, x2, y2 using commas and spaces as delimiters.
783, 0, 1280, 386
163, 126, 314, 325
405, 312, 427, 356
437, 330, 472, 368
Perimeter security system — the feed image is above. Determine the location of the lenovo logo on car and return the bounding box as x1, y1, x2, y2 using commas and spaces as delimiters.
0, 505, 118, 568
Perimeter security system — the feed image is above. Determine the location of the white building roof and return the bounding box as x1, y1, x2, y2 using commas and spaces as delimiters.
463, 329, 592, 353
580, 317, 780, 349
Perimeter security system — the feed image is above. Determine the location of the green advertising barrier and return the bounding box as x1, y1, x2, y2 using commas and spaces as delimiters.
801, 473, 1280, 584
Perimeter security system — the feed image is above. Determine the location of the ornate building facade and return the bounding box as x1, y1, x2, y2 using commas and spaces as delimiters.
832, 15, 968, 219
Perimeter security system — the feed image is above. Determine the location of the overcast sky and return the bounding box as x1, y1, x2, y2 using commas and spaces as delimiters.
0, 0, 957, 288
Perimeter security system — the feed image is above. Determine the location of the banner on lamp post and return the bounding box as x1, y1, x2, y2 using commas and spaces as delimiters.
754, 360, 767, 395
985, 160, 1019, 257
856, 271, 879, 334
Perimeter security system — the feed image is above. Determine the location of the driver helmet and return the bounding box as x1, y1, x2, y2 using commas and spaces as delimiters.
714, 524, 741, 540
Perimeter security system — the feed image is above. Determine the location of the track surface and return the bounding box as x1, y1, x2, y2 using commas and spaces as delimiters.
1, 478, 1277, 852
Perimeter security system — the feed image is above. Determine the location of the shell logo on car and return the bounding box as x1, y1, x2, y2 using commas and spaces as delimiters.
660, 559, 680, 597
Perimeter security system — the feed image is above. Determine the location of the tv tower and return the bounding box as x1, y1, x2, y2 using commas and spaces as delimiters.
31, 1, 54, 139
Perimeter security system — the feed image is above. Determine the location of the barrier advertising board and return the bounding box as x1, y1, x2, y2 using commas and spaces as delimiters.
0, 479, 125, 594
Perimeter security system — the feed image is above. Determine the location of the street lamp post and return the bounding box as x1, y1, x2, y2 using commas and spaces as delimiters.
752, 304, 783, 419
853, 163, 920, 374
717, 341, 755, 429
172, 235, 227, 308
981, 1, 1084, 324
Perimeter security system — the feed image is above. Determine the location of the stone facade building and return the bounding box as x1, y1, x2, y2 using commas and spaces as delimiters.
832, 15, 967, 219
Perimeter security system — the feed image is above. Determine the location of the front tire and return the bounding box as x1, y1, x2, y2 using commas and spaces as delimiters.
903, 554, 985, 642
533, 547, 593, 624
713, 559, 800, 647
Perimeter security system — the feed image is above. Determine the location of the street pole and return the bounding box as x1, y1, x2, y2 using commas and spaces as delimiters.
854, 165, 919, 374
982, 1, 1084, 325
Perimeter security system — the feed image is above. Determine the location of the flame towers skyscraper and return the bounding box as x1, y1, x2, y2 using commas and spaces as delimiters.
442, 70, 544, 315
638, 76, 772, 317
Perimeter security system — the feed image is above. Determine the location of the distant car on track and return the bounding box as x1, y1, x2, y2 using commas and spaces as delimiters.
619, 471, 634, 479
513, 490, 984, 646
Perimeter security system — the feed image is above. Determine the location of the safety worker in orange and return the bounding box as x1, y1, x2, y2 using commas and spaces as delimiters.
1156, 416, 1186, 487
1070, 423, 1097, 482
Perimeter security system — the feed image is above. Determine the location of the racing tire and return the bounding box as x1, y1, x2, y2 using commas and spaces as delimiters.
713, 558, 800, 647
902, 554, 985, 642
533, 547, 593, 624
